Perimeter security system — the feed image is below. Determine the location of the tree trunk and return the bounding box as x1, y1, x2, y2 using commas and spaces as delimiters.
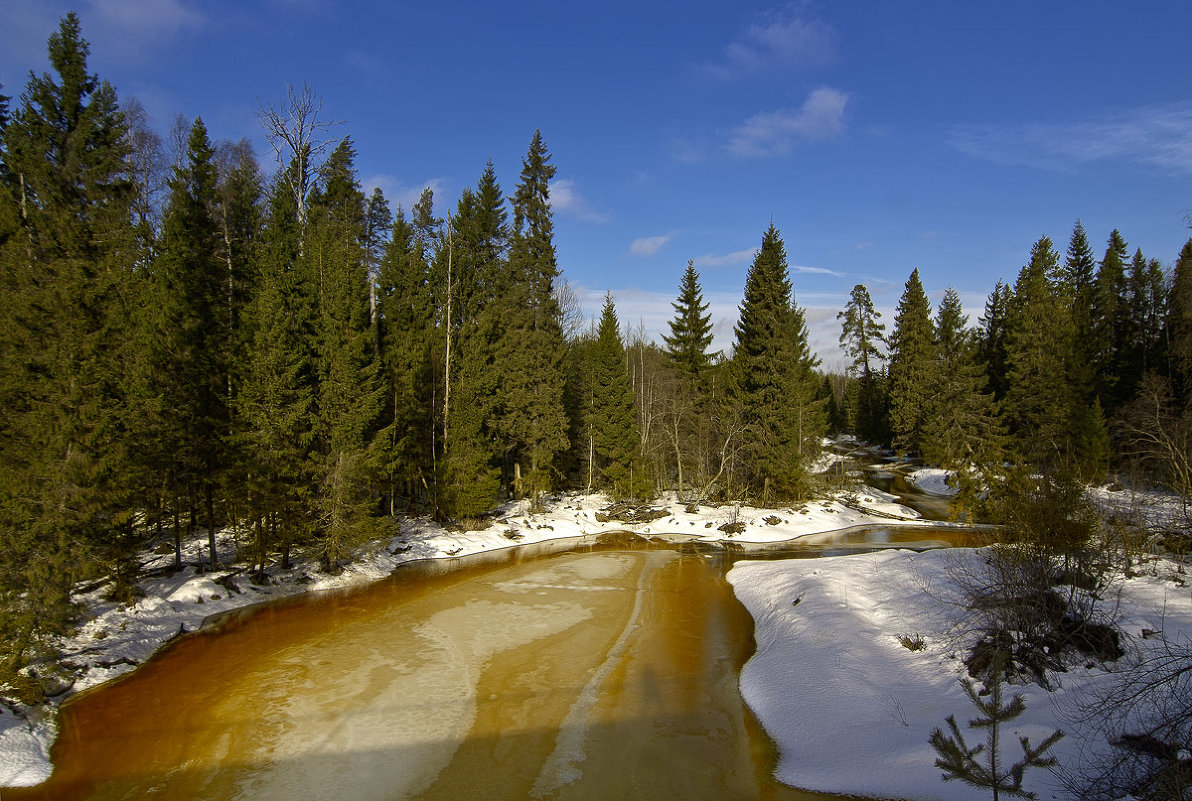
586, 435, 594, 495
443, 229, 452, 450
206, 483, 218, 570
673, 429, 685, 503
173, 503, 182, 569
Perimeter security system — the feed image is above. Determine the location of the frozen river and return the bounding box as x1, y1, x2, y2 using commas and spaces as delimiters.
14, 544, 898, 800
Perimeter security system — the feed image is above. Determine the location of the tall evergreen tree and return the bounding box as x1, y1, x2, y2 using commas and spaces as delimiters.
213, 139, 263, 357
1002, 236, 1106, 475
1003, 238, 1068, 460
581, 294, 644, 497
304, 139, 384, 571
362, 186, 391, 342
144, 117, 231, 570
0, 13, 139, 677
233, 154, 319, 569
1058, 220, 1100, 431
658, 261, 716, 499
495, 131, 569, 507
978, 281, 1013, 402
1063, 220, 1097, 356
1062, 220, 1097, 302
377, 197, 436, 510
837, 283, 888, 443
1169, 239, 1192, 401
663, 260, 716, 385
919, 288, 1002, 468
887, 268, 938, 456
1091, 229, 1130, 411
729, 223, 824, 502
1123, 248, 1168, 396
438, 164, 509, 518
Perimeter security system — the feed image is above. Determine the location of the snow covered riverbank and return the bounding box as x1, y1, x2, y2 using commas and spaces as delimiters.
728, 548, 1192, 801
0, 486, 942, 788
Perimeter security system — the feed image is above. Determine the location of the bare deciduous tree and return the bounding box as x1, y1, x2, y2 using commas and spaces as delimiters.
256, 82, 344, 230
1061, 629, 1192, 800
554, 278, 586, 342
1118, 373, 1192, 521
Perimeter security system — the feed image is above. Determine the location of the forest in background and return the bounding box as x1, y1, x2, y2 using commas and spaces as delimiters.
2, 14, 1191, 691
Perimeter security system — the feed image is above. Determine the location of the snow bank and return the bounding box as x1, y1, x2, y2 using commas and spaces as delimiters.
728, 548, 1192, 801
0, 486, 944, 788
907, 468, 958, 497
0, 707, 54, 787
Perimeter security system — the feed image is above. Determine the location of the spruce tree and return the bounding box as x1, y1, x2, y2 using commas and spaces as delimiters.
1169, 239, 1192, 401
495, 131, 569, 507
1062, 220, 1097, 303
233, 156, 318, 568
1091, 229, 1130, 411
887, 268, 938, 456
663, 260, 716, 386
582, 294, 643, 498
1063, 220, 1097, 367
729, 223, 824, 502
0, 13, 139, 676
1123, 248, 1168, 396
213, 139, 263, 373
662, 260, 717, 498
978, 281, 1013, 402
930, 671, 1063, 801
303, 139, 384, 571
837, 283, 888, 443
145, 117, 229, 570
1057, 221, 1100, 438
377, 198, 436, 510
362, 186, 391, 343
919, 288, 1002, 468
438, 164, 509, 519
1002, 236, 1105, 475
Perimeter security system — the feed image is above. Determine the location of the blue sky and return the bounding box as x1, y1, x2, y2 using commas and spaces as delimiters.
3, 0, 1190, 369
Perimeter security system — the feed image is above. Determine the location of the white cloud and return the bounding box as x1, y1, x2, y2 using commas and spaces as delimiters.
695, 248, 756, 268
88, 0, 203, 38
792, 263, 845, 277
950, 102, 1192, 174
726, 87, 849, 158
362, 174, 449, 217
0, 0, 206, 73
573, 285, 740, 357
630, 233, 673, 257
701, 6, 837, 80
549, 178, 610, 223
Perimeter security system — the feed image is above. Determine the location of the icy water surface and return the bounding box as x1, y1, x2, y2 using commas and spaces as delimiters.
11, 546, 891, 801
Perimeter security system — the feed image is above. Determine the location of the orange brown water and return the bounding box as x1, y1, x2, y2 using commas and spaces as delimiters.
7, 543, 926, 800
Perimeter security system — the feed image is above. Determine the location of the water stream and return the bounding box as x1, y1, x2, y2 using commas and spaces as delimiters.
10, 461, 969, 800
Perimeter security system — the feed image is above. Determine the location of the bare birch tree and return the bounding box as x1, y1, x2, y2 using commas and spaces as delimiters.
256, 82, 343, 230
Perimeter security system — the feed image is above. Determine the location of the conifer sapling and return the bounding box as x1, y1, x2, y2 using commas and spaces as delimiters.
929, 670, 1063, 801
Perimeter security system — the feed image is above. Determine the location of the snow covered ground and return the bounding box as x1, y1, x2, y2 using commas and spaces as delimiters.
2, 473, 1186, 799
906, 467, 959, 497
0, 486, 938, 788
728, 548, 1192, 801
